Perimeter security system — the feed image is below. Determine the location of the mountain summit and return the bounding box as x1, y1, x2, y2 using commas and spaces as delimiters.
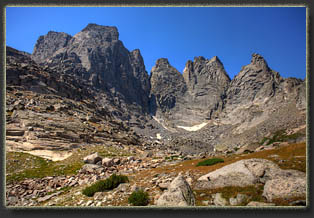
6, 23, 306, 157
31, 24, 151, 123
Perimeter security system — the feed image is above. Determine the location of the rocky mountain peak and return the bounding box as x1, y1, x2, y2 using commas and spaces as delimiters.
150, 58, 187, 114
226, 53, 283, 107
31, 31, 72, 64
209, 56, 223, 65
130, 49, 148, 81
80, 23, 119, 41
183, 56, 230, 91
130, 49, 147, 74
250, 53, 269, 69
29, 24, 151, 121
193, 56, 206, 63
130, 49, 141, 58
150, 58, 185, 86
154, 58, 171, 68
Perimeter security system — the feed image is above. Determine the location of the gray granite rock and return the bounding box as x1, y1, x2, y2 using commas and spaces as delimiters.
156, 175, 195, 206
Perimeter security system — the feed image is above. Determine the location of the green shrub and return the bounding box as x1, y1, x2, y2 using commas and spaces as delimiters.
259, 130, 305, 146
82, 174, 129, 197
196, 158, 224, 167
128, 190, 149, 206
259, 137, 268, 145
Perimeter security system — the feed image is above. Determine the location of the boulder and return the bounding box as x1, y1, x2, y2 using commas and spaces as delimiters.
213, 193, 228, 206
235, 144, 257, 155
196, 158, 280, 189
102, 157, 114, 167
130, 184, 143, 192
80, 164, 104, 174
156, 175, 195, 206
262, 174, 306, 201
116, 183, 130, 192
195, 158, 306, 203
262, 168, 305, 183
229, 193, 247, 206
83, 152, 102, 164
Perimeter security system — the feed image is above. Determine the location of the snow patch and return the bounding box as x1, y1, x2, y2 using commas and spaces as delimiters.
23, 150, 72, 161
177, 122, 209, 131
156, 133, 162, 139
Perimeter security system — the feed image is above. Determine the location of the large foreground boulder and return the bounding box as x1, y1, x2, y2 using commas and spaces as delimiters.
156, 175, 195, 206
195, 158, 279, 189
195, 158, 307, 203
262, 172, 306, 201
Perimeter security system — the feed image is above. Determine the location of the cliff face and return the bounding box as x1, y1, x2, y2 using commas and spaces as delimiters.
149, 58, 187, 115
182, 56, 231, 119
221, 53, 305, 125
30, 24, 151, 123
6, 23, 306, 155
31, 31, 72, 64
226, 53, 282, 106
148, 52, 305, 155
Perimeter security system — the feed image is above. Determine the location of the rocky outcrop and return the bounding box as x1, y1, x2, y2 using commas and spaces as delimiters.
31, 23, 150, 122
262, 171, 306, 201
6, 46, 94, 100
196, 158, 280, 189
156, 174, 195, 206
150, 55, 231, 127
83, 152, 102, 164
9, 23, 306, 156
150, 58, 187, 115
31, 31, 72, 64
5, 23, 307, 208
226, 53, 282, 106
195, 158, 306, 203
183, 56, 230, 117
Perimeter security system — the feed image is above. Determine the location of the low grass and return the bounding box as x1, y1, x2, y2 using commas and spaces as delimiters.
196, 158, 224, 167
260, 129, 305, 145
164, 155, 184, 161
6, 152, 83, 184
6, 144, 132, 184
82, 174, 129, 197
25, 141, 305, 207
194, 184, 265, 206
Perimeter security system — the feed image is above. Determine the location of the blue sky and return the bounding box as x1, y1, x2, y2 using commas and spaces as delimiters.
6, 7, 306, 79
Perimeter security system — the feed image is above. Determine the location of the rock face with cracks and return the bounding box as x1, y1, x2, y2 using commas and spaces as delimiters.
6, 23, 306, 156
262, 171, 306, 201
196, 158, 279, 189
195, 158, 306, 202
156, 175, 195, 206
